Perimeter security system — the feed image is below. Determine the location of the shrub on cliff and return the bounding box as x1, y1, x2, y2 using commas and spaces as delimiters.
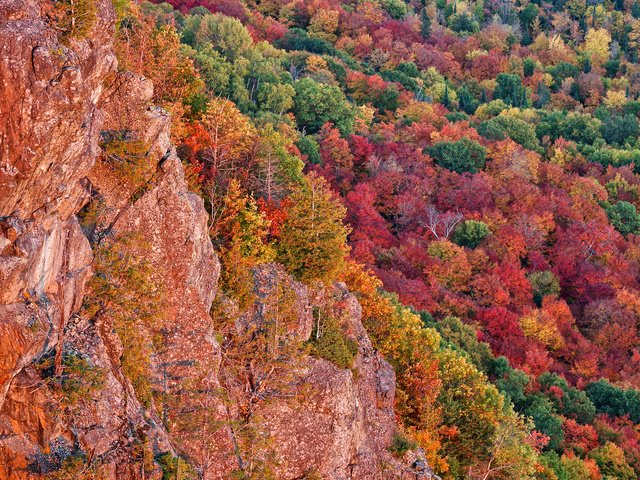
36, 352, 104, 409
84, 234, 165, 408
45, 0, 97, 41
100, 134, 154, 192
309, 312, 358, 369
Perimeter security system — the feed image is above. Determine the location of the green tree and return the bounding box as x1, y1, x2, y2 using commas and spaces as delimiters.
428, 315, 496, 373
296, 135, 321, 164
276, 173, 351, 283
477, 116, 541, 152
494, 74, 528, 107
524, 395, 565, 450
601, 114, 640, 146
534, 81, 551, 108
527, 271, 560, 307
193, 45, 232, 97
428, 139, 487, 173
258, 83, 296, 115
254, 124, 304, 201
195, 13, 253, 60
293, 78, 354, 134
309, 312, 358, 369
457, 86, 478, 114
523, 58, 536, 77
420, 8, 432, 38
448, 11, 480, 34
453, 220, 491, 248
586, 379, 631, 418
607, 201, 640, 235
381, 0, 408, 19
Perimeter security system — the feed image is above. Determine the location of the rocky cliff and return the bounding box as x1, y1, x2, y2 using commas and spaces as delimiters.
0, 1, 434, 478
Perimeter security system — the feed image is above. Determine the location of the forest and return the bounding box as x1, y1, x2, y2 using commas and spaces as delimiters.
83, 0, 640, 476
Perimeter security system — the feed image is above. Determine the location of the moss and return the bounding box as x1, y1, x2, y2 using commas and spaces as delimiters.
303, 470, 323, 480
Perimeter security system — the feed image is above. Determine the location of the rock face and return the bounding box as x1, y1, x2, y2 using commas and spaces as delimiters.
0, 1, 435, 479
256, 280, 400, 480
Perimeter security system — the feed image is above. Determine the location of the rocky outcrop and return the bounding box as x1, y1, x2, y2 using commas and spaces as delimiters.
257, 280, 400, 480
0, 1, 117, 476
0, 1, 435, 479
0, 0, 116, 220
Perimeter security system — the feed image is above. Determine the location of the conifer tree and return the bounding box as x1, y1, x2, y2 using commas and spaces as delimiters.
420, 8, 432, 39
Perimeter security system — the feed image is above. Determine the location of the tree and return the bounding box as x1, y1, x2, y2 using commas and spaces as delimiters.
116, 21, 204, 107
477, 116, 541, 152
428, 139, 487, 173
523, 58, 536, 77
195, 13, 253, 59
420, 206, 463, 239
293, 78, 354, 134
586, 380, 640, 420
84, 234, 165, 408
584, 28, 611, 67
257, 83, 295, 115
601, 114, 640, 146
448, 11, 480, 34
534, 82, 551, 108
524, 396, 565, 450
607, 201, 640, 235
308, 10, 340, 42
276, 173, 351, 283
420, 8, 432, 39
528, 271, 560, 307
589, 442, 636, 480
296, 135, 321, 164
215, 180, 274, 307
193, 45, 232, 97
458, 86, 478, 114
253, 124, 304, 201
381, 0, 407, 19
442, 82, 451, 108
453, 220, 491, 248
47, 0, 97, 41
494, 74, 528, 107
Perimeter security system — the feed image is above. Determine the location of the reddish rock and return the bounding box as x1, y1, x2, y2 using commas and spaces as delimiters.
0, 0, 116, 220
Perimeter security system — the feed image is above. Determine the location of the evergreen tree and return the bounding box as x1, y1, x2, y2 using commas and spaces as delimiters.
420, 8, 432, 39
458, 86, 478, 114
442, 82, 451, 108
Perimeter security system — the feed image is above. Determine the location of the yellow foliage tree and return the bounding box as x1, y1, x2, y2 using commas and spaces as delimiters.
308, 10, 340, 42
583, 28, 611, 67
276, 173, 350, 284
603, 90, 627, 109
